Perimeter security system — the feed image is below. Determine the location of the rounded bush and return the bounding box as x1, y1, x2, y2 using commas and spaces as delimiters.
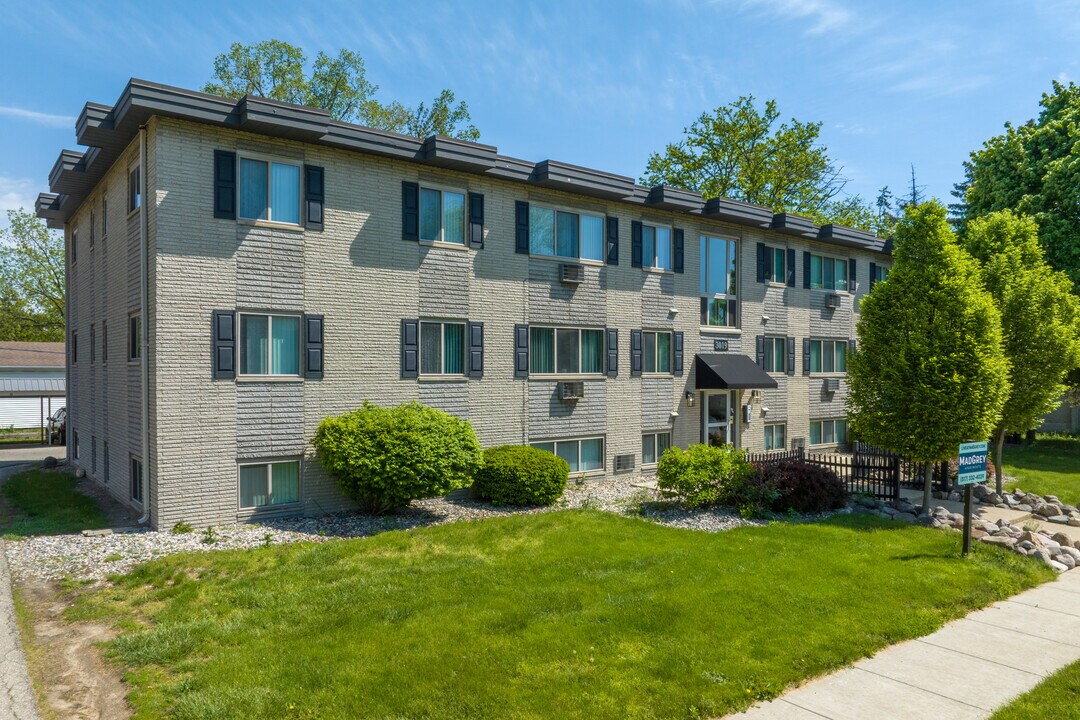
750, 461, 848, 514
313, 401, 482, 514
656, 443, 753, 509
472, 445, 569, 506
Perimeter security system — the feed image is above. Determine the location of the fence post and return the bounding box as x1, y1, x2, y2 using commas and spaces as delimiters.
892, 456, 901, 501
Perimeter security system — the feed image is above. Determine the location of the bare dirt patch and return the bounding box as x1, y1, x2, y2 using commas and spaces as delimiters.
15, 580, 130, 720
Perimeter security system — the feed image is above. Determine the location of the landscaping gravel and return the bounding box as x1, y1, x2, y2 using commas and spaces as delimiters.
4, 474, 761, 582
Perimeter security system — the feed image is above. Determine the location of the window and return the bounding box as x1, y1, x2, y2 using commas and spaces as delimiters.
239, 313, 301, 376
71, 331, 78, 365
642, 223, 673, 270
73, 430, 80, 459
91, 435, 97, 472
529, 206, 604, 261
872, 264, 889, 285
810, 419, 849, 446
128, 314, 141, 361
700, 236, 738, 327
764, 424, 786, 451
103, 441, 110, 484
239, 459, 301, 509
808, 339, 848, 373
763, 337, 786, 373
130, 455, 143, 503
809, 254, 849, 291
420, 321, 465, 375
102, 320, 108, 364
642, 331, 672, 374
71, 227, 78, 264
128, 166, 140, 213
770, 247, 786, 283
642, 432, 671, 465
90, 209, 96, 249
420, 187, 466, 245
238, 156, 300, 224
90, 324, 96, 364
101, 194, 108, 237
531, 438, 604, 473
529, 327, 604, 374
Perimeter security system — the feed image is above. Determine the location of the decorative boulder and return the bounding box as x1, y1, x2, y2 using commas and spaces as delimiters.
41, 456, 58, 469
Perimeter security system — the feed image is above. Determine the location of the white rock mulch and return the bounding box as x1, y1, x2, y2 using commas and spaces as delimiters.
4, 474, 761, 582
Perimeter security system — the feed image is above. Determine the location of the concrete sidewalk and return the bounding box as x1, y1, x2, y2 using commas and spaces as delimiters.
732, 570, 1080, 719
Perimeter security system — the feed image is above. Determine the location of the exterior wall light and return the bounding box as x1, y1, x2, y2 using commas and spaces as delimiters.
684, 391, 695, 407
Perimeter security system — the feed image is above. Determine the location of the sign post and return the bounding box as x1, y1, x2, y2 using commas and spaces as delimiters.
957, 441, 989, 556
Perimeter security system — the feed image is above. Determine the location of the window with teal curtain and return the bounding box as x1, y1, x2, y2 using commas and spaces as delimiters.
556, 211, 579, 258
271, 316, 300, 375
271, 461, 300, 504
240, 315, 268, 375
642, 225, 656, 268
270, 163, 300, 223
642, 434, 656, 465
811, 255, 823, 289
530, 441, 554, 455
556, 442, 579, 472
240, 464, 269, 508
420, 188, 441, 241
581, 215, 604, 260
810, 340, 822, 372
443, 323, 464, 374
529, 207, 555, 255
656, 227, 672, 270
239, 159, 268, 220
835, 342, 847, 372
580, 330, 603, 373
556, 329, 579, 373
772, 247, 786, 282
443, 192, 465, 244
835, 259, 848, 291
810, 422, 823, 446
656, 333, 671, 373
530, 327, 554, 373
580, 439, 603, 471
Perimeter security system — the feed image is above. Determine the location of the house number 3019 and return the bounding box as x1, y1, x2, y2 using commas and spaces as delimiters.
713, 339, 729, 351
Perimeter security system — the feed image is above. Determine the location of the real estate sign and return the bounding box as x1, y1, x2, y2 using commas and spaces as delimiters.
957, 441, 989, 485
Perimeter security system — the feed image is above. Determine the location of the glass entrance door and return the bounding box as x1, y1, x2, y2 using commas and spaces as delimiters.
704, 391, 736, 447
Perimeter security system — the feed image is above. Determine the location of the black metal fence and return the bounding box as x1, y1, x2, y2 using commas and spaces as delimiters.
852, 442, 950, 492
747, 446, 901, 501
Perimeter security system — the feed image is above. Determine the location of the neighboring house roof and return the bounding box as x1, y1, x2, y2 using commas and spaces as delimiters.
36, 78, 890, 255
0, 377, 66, 397
0, 342, 65, 370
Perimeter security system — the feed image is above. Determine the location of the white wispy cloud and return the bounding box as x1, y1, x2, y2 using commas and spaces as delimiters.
0, 106, 76, 129
0, 176, 41, 231
834, 122, 874, 136
718, 0, 853, 35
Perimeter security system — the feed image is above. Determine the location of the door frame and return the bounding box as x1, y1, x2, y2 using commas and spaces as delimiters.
701, 390, 739, 447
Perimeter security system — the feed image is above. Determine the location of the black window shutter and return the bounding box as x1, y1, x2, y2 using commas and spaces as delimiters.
756, 243, 766, 283
631, 221, 643, 268
630, 329, 643, 376
727, 298, 738, 327
303, 314, 324, 379
468, 192, 484, 249
605, 328, 618, 377
514, 323, 529, 377
870, 262, 877, 291
849, 258, 857, 291
803, 251, 812, 289
803, 338, 811, 375
467, 321, 484, 377
786, 336, 796, 376
212, 310, 236, 379
515, 201, 530, 254
606, 216, 619, 265
401, 319, 419, 378
673, 229, 685, 273
673, 331, 684, 375
756, 335, 765, 368
786, 248, 795, 287
213, 150, 236, 220
304, 165, 324, 231
402, 182, 419, 241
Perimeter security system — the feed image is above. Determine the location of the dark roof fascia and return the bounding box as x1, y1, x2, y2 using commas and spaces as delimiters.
529, 159, 637, 201
646, 185, 703, 211
771, 212, 819, 239
702, 197, 774, 229
420, 135, 498, 173
817, 224, 885, 252
237, 95, 329, 142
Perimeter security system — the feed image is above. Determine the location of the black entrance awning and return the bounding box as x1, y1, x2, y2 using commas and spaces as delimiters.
694, 353, 779, 390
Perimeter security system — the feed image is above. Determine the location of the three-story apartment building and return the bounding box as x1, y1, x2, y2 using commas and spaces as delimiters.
38, 79, 890, 528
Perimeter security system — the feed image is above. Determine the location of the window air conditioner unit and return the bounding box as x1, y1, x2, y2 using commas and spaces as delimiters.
825, 293, 842, 309
559, 263, 583, 285
823, 378, 840, 393
559, 381, 585, 401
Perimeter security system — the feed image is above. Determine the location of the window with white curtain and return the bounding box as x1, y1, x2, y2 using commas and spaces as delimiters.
419, 186, 466, 244
239, 313, 301, 376
238, 156, 301, 224
529, 326, 604, 374
239, 459, 301, 509
530, 437, 604, 473
642, 223, 673, 270
420, 321, 465, 375
642, 432, 671, 465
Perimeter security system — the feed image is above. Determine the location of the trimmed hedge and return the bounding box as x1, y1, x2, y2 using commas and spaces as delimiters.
313, 401, 482, 514
656, 444, 753, 509
472, 445, 569, 506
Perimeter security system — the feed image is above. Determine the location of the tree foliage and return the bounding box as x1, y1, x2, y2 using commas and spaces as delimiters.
204, 40, 479, 141
960, 80, 1080, 292
961, 211, 1080, 489
0, 210, 64, 341
847, 202, 1009, 509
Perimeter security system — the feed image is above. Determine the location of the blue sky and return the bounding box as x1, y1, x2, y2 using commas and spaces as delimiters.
1, 0, 1077, 223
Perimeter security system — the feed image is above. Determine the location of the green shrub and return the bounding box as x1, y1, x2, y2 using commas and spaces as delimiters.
472, 446, 569, 506
313, 401, 482, 513
170, 521, 194, 535
656, 444, 753, 509
745, 461, 848, 515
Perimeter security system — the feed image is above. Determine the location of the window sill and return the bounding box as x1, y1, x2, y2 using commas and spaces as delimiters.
642, 372, 674, 379
417, 375, 469, 383
643, 267, 674, 275
237, 502, 302, 516
238, 218, 303, 231
810, 373, 847, 377
126, 208, 141, 220
529, 374, 605, 382
811, 288, 852, 295
236, 376, 304, 383
700, 326, 741, 335
767, 281, 788, 288
420, 240, 470, 252
529, 254, 605, 266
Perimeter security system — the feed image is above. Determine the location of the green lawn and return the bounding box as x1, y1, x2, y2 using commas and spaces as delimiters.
991, 659, 1080, 720
72, 511, 1052, 720
0, 469, 108, 537
1003, 439, 1080, 504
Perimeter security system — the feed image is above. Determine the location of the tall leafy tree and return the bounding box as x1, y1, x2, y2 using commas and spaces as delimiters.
961, 211, 1080, 491
641, 95, 872, 229
961, 80, 1080, 292
203, 41, 480, 141
0, 209, 65, 341
847, 202, 1009, 512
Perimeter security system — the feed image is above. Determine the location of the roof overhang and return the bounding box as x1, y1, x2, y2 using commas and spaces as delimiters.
0, 377, 66, 397
694, 353, 778, 390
